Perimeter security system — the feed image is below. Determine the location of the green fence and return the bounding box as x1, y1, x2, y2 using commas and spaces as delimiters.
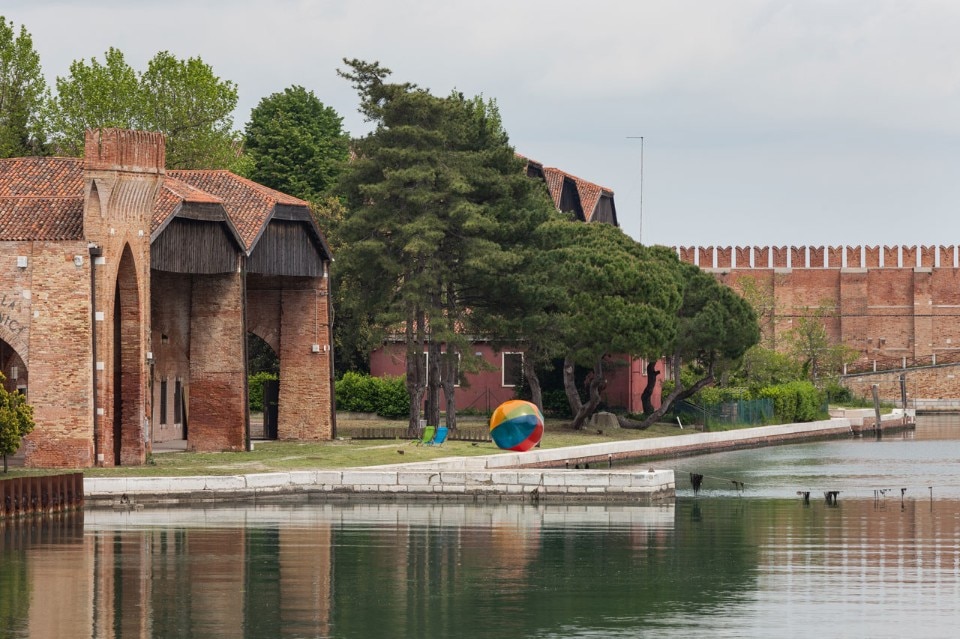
674, 398, 775, 429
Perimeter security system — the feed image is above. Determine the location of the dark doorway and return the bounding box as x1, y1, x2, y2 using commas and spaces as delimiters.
111, 245, 144, 466
113, 283, 122, 465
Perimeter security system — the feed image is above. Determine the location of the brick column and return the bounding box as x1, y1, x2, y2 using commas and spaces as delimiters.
278, 279, 332, 440
188, 272, 246, 451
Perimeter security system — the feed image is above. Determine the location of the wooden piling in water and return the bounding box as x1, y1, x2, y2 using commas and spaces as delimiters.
0, 473, 83, 519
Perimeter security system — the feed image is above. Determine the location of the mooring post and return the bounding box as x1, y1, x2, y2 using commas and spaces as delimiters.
871, 384, 882, 435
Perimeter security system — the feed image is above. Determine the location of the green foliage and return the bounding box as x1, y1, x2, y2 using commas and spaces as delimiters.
139, 51, 240, 169
0, 373, 34, 468
0, 16, 47, 157
45, 48, 239, 168
247, 371, 278, 412
247, 333, 279, 375
730, 345, 803, 391
696, 386, 749, 405
335, 372, 409, 418
756, 381, 826, 423
822, 379, 853, 404
530, 221, 682, 365
245, 85, 349, 202
335, 59, 556, 425
540, 389, 573, 418
784, 302, 859, 381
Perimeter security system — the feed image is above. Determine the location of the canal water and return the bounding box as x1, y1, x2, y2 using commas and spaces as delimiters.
2, 416, 960, 638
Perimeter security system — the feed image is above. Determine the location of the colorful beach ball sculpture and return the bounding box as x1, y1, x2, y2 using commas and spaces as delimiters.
490, 400, 544, 451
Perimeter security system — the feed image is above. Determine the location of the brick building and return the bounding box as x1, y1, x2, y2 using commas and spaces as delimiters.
0, 128, 334, 467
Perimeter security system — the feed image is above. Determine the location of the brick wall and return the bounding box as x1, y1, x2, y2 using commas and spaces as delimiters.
18, 240, 94, 467
682, 245, 960, 373
188, 272, 246, 452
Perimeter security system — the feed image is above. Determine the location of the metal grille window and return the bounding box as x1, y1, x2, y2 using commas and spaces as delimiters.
160, 379, 168, 425
174, 379, 182, 425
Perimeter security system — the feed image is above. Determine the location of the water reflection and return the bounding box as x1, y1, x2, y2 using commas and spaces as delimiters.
2, 414, 960, 637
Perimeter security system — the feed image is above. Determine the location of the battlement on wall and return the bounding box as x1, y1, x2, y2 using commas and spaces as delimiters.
673, 245, 960, 269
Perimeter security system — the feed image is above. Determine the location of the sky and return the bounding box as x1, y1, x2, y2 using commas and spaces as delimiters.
6, 0, 960, 249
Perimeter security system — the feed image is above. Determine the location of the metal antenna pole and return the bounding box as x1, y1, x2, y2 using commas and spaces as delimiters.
626, 136, 644, 244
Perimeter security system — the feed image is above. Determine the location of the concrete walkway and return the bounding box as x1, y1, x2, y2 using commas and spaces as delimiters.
84, 411, 910, 508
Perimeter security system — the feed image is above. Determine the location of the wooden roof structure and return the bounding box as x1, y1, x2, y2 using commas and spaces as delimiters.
0, 156, 332, 277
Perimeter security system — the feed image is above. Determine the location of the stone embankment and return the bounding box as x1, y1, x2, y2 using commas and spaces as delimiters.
83, 410, 911, 508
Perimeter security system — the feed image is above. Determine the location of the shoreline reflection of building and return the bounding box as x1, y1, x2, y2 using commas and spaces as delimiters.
9, 503, 676, 636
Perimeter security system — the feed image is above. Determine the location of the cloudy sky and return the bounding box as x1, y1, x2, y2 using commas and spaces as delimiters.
6, 1, 960, 249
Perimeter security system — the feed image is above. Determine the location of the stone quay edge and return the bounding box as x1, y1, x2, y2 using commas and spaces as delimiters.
83, 412, 910, 508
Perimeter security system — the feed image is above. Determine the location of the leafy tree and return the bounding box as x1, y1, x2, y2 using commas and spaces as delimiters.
731, 274, 776, 348
784, 302, 858, 381
527, 221, 683, 429
0, 17, 47, 157
730, 344, 803, 391
45, 48, 239, 168
637, 261, 760, 428
335, 59, 553, 430
139, 51, 240, 168
0, 373, 33, 472
244, 85, 350, 201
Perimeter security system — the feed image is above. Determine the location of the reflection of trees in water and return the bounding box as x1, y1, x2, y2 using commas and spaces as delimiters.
326, 501, 759, 638
0, 549, 28, 639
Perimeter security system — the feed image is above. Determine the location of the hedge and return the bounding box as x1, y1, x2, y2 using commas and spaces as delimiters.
335, 372, 409, 418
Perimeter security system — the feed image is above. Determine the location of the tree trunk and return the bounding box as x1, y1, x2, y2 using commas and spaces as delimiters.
427, 341, 442, 427
405, 310, 427, 431
441, 346, 458, 431
562, 354, 583, 424
522, 354, 543, 414
632, 354, 716, 429
640, 360, 660, 414
570, 357, 606, 430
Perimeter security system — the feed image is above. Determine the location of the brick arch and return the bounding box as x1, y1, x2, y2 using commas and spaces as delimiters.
246, 289, 281, 354
0, 338, 27, 393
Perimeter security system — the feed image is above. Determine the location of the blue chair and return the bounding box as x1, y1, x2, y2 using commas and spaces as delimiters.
426, 426, 448, 446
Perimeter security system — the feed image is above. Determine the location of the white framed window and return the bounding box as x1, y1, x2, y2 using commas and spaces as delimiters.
441, 351, 462, 387
502, 352, 524, 387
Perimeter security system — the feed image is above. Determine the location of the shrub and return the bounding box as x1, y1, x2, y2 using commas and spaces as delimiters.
374, 375, 409, 418
757, 380, 825, 423
335, 371, 379, 413
248, 371, 279, 412
335, 373, 409, 418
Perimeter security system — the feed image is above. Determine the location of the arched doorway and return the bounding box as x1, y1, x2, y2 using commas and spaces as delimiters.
111, 245, 144, 465
0, 339, 27, 395
248, 332, 279, 440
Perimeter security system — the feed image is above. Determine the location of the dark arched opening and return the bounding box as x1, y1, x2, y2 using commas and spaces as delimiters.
112, 245, 143, 465
248, 332, 279, 440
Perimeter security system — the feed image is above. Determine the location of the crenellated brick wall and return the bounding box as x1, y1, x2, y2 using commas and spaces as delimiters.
672, 245, 960, 396
676, 245, 960, 269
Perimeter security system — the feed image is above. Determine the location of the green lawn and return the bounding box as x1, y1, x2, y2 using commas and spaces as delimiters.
74, 420, 687, 478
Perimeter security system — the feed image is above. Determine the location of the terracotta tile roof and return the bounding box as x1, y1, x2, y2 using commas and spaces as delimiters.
543, 167, 567, 210
169, 170, 311, 251
0, 157, 84, 240
153, 176, 225, 233
542, 166, 613, 222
